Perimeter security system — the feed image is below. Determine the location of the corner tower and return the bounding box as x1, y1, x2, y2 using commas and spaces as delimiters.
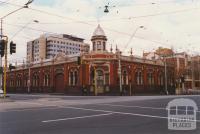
91, 24, 107, 52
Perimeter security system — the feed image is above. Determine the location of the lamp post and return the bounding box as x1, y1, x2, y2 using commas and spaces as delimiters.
123, 26, 145, 52
27, 62, 32, 93
10, 18, 38, 93
128, 65, 132, 96
191, 56, 195, 89
117, 50, 122, 95
94, 67, 97, 96
164, 57, 169, 95
118, 26, 144, 95
0, 0, 34, 95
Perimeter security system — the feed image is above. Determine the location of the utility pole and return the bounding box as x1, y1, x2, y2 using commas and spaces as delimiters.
94, 67, 97, 96
164, 57, 169, 95
199, 56, 200, 89
0, 19, 2, 92
191, 57, 195, 89
118, 52, 122, 95
0, 36, 8, 98
0, 0, 34, 95
27, 62, 31, 93
3, 38, 7, 98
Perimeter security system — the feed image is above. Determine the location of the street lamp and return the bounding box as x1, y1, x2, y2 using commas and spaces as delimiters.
118, 50, 122, 95
123, 25, 145, 52
10, 19, 39, 40
118, 26, 144, 95
20, 19, 39, 93
164, 57, 169, 95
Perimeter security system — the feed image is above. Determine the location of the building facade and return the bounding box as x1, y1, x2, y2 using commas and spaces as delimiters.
143, 47, 200, 93
27, 34, 90, 63
7, 25, 175, 95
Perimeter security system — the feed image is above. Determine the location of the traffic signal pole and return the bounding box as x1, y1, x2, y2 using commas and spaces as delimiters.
0, 35, 8, 98
0, 19, 2, 92
0, 0, 34, 96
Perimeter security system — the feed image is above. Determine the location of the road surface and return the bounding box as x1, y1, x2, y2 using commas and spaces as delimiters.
0, 94, 199, 134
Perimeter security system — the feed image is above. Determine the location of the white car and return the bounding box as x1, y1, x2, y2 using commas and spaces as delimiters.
0, 89, 3, 97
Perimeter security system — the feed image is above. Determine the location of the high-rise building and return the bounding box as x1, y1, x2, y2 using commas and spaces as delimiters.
27, 34, 90, 63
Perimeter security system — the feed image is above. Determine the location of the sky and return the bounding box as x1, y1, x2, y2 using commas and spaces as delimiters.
1, 0, 200, 64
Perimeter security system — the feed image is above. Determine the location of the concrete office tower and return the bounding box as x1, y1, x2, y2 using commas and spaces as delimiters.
27, 34, 90, 63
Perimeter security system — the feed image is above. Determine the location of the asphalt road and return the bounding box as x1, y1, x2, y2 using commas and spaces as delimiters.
0, 94, 199, 134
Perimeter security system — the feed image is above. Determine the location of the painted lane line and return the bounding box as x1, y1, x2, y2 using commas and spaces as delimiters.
58, 106, 200, 122
97, 104, 166, 110
4, 107, 59, 112
96, 103, 200, 113
42, 113, 113, 123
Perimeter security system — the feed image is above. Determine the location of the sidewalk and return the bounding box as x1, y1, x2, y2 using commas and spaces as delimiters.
0, 97, 13, 103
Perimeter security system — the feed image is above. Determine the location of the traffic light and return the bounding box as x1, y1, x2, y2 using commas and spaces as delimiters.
0, 39, 6, 57
9, 64, 16, 71
10, 41, 16, 54
77, 56, 82, 65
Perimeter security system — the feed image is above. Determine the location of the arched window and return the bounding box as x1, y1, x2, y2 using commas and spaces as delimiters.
147, 71, 154, 86
96, 70, 104, 87
69, 70, 78, 86
136, 70, 143, 85
10, 79, 14, 87
16, 74, 22, 87
32, 73, 39, 87
44, 74, 50, 86
97, 41, 101, 50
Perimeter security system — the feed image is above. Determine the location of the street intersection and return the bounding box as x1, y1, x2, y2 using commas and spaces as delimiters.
0, 94, 199, 134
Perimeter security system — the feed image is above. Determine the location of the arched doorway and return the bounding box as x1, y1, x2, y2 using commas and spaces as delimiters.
96, 70, 104, 94
55, 74, 64, 93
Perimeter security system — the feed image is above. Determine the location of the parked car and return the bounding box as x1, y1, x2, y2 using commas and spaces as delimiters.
0, 89, 3, 97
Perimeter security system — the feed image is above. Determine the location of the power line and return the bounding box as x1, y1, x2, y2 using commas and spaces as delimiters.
4, 22, 171, 48
1, 0, 200, 23
1, 0, 198, 49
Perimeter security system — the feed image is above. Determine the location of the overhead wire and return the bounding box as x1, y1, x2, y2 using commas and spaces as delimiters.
1, 0, 200, 23
1, 0, 200, 51
4, 22, 171, 47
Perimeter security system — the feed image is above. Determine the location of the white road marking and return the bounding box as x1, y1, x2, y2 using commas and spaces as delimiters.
97, 104, 166, 110
19, 101, 55, 107
5, 107, 59, 112
58, 106, 200, 122
97, 103, 200, 113
42, 113, 113, 123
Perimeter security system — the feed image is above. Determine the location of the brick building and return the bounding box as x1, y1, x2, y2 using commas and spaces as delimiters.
144, 47, 200, 94
6, 25, 175, 95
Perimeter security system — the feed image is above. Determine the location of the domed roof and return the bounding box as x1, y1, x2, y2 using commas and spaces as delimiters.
92, 24, 106, 36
